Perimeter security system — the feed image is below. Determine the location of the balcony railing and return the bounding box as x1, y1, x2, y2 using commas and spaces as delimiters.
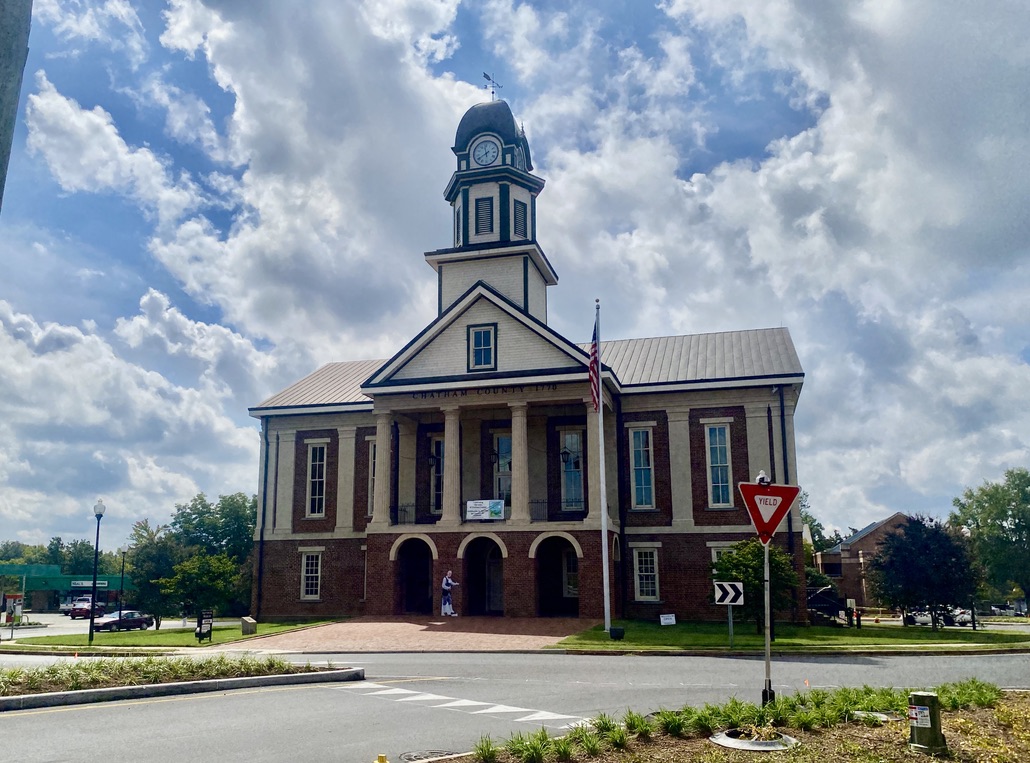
392, 504, 441, 526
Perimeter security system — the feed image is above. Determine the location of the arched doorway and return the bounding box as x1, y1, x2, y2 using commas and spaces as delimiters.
465, 536, 504, 616
536, 535, 579, 617
396, 537, 433, 614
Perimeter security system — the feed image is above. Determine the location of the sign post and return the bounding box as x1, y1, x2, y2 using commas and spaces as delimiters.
714, 581, 743, 648
738, 475, 801, 705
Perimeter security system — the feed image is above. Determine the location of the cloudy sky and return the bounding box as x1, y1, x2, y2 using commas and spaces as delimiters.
2, 0, 1028, 549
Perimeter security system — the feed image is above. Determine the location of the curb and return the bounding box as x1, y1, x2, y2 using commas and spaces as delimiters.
0, 668, 364, 712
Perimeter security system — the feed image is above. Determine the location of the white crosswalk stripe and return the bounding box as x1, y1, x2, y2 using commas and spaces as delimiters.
330, 682, 587, 728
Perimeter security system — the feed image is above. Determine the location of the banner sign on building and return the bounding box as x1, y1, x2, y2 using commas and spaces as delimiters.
71, 580, 108, 588
466, 500, 504, 520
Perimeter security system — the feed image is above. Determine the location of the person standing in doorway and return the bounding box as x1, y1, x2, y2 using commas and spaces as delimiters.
441, 570, 459, 616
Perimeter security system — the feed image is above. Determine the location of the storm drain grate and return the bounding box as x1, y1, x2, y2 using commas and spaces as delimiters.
400, 751, 461, 761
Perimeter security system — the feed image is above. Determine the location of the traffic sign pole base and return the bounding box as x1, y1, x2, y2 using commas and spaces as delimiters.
762, 680, 775, 706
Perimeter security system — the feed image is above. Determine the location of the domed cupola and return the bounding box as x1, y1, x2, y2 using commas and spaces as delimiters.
453, 100, 534, 172
426, 100, 557, 323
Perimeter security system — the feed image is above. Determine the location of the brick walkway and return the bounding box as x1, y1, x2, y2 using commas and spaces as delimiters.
215, 616, 599, 653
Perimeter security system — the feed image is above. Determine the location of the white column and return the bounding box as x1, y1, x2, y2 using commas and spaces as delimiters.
369, 411, 392, 527
584, 397, 602, 529
274, 431, 296, 535
667, 409, 694, 529
509, 402, 529, 522
335, 426, 356, 533
440, 406, 462, 525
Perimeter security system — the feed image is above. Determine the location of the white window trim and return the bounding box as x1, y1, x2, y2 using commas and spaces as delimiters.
305, 441, 328, 518
366, 437, 376, 518
632, 547, 660, 602
704, 423, 733, 508
706, 541, 736, 564
628, 425, 655, 510
300, 551, 322, 600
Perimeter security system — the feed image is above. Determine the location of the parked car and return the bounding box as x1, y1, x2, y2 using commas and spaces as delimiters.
93, 610, 154, 631
69, 601, 105, 619
951, 608, 973, 626
904, 610, 957, 626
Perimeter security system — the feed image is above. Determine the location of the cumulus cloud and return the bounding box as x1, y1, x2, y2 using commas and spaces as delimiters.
6, 0, 1030, 543
0, 301, 257, 543
35, 0, 149, 68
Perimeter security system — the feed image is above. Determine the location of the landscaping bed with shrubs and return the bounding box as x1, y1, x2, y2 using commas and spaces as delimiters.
458, 679, 1030, 762
0, 654, 324, 697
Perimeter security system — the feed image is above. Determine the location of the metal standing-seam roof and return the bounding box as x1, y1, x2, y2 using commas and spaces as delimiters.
582, 327, 803, 387
252, 358, 383, 412
250, 327, 802, 415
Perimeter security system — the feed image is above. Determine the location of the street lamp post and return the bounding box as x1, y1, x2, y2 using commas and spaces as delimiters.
88, 499, 106, 646
118, 546, 127, 621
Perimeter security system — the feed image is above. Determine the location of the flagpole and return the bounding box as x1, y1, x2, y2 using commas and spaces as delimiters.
595, 299, 612, 633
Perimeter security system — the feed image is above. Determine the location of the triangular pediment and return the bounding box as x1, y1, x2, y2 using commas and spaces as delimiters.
362, 282, 590, 391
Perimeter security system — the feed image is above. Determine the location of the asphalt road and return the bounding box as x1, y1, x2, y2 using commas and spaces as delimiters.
2, 651, 1029, 762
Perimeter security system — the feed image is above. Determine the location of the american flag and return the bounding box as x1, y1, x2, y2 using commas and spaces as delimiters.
589, 318, 600, 412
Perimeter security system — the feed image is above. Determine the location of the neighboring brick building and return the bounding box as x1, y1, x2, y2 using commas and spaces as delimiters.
815, 512, 908, 609
249, 99, 807, 623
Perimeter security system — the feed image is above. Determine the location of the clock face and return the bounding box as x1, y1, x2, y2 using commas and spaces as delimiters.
473, 140, 499, 165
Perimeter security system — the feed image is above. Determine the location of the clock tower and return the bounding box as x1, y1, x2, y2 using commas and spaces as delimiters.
424, 100, 557, 323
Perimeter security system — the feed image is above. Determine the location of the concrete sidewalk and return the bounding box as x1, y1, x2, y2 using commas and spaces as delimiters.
211, 616, 599, 653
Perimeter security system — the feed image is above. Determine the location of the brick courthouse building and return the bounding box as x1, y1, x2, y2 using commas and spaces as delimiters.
249, 100, 807, 622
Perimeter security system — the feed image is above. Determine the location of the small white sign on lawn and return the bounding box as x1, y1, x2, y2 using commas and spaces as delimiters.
659, 613, 676, 626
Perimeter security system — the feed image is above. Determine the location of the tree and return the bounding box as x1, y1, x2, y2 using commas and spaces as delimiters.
866, 515, 979, 630
127, 520, 184, 628
711, 539, 800, 633
169, 492, 256, 616
170, 493, 256, 564
158, 553, 240, 616
63, 539, 97, 575
951, 468, 1030, 605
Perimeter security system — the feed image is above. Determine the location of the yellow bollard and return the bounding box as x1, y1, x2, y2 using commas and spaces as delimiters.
375, 756, 388, 763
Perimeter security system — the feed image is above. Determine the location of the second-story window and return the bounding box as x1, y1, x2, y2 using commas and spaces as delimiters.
429, 436, 444, 515
559, 430, 585, 512
306, 441, 327, 517
494, 433, 512, 507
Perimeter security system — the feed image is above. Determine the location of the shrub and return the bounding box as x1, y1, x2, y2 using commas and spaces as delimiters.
471, 735, 499, 763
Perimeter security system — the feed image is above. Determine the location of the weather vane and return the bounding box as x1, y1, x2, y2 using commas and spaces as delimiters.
483, 72, 503, 101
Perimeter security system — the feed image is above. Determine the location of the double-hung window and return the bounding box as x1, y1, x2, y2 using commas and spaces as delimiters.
301, 552, 321, 600
632, 547, 659, 601
468, 324, 497, 371
306, 440, 328, 517
705, 423, 732, 507
629, 427, 654, 509
559, 429, 585, 512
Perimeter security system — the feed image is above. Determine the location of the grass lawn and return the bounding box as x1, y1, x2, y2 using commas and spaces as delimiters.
12, 621, 330, 648
555, 620, 1030, 651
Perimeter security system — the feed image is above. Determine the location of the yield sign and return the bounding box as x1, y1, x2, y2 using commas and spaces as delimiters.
738, 482, 801, 545
714, 581, 744, 606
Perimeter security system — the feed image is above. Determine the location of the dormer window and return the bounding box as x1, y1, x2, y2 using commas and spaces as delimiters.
468, 323, 497, 371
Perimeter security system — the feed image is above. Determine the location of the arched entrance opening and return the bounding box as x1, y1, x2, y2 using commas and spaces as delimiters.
465, 536, 504, 616
536, 535, 579, 617
396, 537, 433, 614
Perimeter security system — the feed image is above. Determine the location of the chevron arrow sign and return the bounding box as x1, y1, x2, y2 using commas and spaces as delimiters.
714, 581, 744, 606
